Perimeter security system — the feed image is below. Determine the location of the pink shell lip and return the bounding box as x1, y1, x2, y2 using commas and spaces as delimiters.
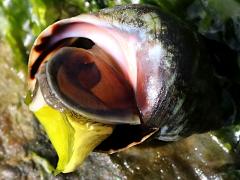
28, 14, 140, 93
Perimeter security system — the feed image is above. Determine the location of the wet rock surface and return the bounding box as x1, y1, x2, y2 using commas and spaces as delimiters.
113, 134, 238, 180
0, 33, 240, 180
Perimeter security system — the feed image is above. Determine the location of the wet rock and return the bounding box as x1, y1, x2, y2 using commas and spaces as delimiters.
111, 133, 238, 180
77, 152, 126, 180
0, 164, 21, 180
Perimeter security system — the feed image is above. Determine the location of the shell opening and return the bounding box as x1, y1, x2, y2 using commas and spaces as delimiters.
42, 44, 140, 125
28, 14, 159, 152
28, 15, 142, 125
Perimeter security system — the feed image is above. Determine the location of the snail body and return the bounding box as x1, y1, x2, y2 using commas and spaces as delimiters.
28, 4, 223, 173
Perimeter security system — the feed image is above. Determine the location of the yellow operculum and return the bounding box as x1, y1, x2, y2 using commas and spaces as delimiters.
34, 105, 113, 174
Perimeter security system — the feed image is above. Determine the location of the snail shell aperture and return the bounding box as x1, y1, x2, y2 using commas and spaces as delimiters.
27, 4, 227, 172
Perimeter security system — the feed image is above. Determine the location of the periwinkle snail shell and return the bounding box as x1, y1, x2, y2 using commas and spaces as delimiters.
28, 4, 224, 152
